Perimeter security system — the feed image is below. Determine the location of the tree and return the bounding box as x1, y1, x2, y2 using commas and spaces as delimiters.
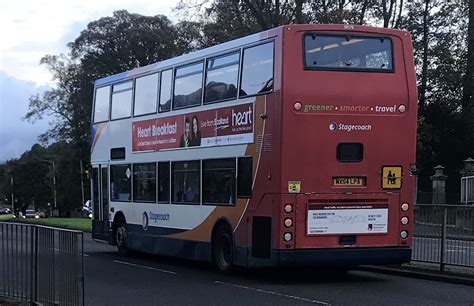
24, 11, 202, 211
462, 0, 474, 156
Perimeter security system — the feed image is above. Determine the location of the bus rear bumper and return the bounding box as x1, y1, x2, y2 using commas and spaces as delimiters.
273, 246, 412, 267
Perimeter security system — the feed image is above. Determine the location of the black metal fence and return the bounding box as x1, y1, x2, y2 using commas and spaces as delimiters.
0, 222, 84, 305
413, 204, 474, 271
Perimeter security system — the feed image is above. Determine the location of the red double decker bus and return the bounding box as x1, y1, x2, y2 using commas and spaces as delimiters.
90, 24, 417, 271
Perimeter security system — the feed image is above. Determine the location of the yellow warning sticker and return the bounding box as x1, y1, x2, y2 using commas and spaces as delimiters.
288, 181, 301, 193
382, 166, 402, 189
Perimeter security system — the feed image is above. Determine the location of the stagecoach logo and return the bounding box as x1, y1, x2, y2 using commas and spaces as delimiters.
329, 122, 372, 132
142, 211, 149, 231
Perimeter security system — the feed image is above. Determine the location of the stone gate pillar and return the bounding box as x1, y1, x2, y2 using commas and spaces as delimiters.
430, 165, 447, 204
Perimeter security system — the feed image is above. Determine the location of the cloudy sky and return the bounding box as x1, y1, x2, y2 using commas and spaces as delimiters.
0, 0, 179, 161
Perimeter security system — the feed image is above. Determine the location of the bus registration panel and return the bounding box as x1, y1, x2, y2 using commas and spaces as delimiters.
333, 177, 365, 187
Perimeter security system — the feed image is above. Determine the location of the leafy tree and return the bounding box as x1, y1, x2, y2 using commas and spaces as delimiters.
462, 0, 474, 157
1, 144, 52, 213
23, 11, 202, 212
401, 1, 468, 191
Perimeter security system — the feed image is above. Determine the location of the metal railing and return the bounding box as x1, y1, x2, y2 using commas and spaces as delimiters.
0, 222, 84, 305
461, 176, 474, 204
413, 204, 474, 271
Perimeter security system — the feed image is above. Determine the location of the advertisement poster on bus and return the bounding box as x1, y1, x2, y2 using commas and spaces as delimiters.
132, 103, 254, 152
307, 204, 388, 235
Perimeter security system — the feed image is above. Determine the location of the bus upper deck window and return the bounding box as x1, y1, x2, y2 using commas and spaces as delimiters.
173, 62, 203, 109
93, 86, 111, 123
304, 34, 393, 72
240, 42, 274, 97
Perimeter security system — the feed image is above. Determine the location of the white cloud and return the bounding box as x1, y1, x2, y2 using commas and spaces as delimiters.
0, 0, 180, 160
0, 0, 179, 85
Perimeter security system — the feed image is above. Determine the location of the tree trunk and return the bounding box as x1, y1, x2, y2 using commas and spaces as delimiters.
419, 0, 430, 113
462, 0, 474, 152
359, 0, 369, 25
394, 0, 404, 28
382, 0, 389, 27
295, 0, 304, 23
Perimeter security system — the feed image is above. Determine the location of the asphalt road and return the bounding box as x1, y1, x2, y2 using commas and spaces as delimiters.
83, 235, 474, 306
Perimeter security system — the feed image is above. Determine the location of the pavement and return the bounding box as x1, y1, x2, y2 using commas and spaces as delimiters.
360, 263, 474, 286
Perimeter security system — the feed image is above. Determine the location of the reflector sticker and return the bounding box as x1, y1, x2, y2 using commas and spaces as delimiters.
382, 166, 402, 189
288, 181, 301, 193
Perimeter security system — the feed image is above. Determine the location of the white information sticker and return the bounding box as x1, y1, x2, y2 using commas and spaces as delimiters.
307, 205, 388, 235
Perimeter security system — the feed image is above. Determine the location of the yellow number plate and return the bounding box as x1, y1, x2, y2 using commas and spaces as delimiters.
333, 177, 365, 187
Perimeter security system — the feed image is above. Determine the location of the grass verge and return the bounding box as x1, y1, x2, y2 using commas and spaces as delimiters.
0, 215, 91, 232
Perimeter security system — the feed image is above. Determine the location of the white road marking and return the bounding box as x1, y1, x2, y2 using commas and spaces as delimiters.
214, 280, 330, 305
113, 260, 177, 275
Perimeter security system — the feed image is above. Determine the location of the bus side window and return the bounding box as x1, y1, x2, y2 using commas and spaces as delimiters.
202, 158, 236, 205
237, 157, 252, 197
93, 86, 110, 123
133, 163, 156, 203
171, 161, 200, 204
204, 52, 240, 104
240, 42, 274, 97
134, 73, 158, 116
111, 81, 133, 120
159, 69, 172, 113
110, 164, 132, 202
173, 62, 204, 110
158, 162, 170, 203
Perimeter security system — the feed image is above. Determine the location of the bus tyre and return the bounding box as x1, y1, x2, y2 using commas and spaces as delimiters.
212, 225, 234, 273
116, 221, 129, 256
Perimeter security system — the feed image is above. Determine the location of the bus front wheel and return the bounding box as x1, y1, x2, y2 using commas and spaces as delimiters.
212, 224, 234, 273
116, 220, 129, 256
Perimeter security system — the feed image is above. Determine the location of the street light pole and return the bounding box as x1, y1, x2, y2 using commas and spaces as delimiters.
10, 177, 14, 214
40, 159, 57, 209
52, 161, 57, 209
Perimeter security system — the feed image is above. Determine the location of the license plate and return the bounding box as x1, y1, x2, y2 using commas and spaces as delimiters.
333, 177, 364, 187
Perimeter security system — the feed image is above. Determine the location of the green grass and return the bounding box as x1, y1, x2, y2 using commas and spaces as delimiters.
0, 214, 13, 221
0, 216, 91, 232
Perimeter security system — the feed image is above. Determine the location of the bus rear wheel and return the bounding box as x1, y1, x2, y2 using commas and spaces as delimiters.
116, 220, 129, 256
212, 225, 234, 273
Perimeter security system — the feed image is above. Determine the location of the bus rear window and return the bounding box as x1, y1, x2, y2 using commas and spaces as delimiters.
304, 34, 393, 72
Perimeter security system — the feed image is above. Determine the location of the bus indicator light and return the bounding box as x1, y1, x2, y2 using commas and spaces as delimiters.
398, 104, 406, 113
400, 231, 408, 239
284, 232, 292, 242
294, 102, 302, 111
284, 204, 293, 213
284, 218, 293, 227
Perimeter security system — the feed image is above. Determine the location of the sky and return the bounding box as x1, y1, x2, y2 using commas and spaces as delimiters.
0, 0, 180, 161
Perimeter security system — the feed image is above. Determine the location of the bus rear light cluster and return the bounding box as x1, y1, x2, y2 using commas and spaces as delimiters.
400, 217, 409, 225
398, 104, 407, 113
284, 218, 293, 228
401, 203, 409, 212
283, 232, 292, 242
400, 231, 408, 239
284, 204, 293, 213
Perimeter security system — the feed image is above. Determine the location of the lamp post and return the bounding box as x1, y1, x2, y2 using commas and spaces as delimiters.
40, 159, 57, 209
10, 176, 14, 215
